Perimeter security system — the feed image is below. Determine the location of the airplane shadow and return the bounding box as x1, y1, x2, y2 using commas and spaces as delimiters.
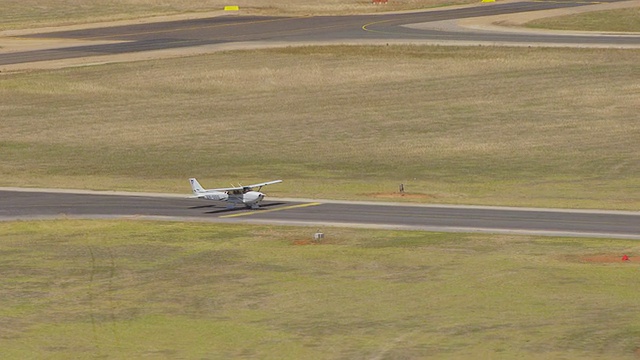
199, 202, 287, 214
189, 204, 218, 210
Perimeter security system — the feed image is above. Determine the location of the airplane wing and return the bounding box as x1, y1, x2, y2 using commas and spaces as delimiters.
198, 180, 282, 192
246, 180, 283, 188
207, 186, 245, 192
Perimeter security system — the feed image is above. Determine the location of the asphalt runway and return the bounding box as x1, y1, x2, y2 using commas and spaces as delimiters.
2, 190, 639, 239
2, 0, 640, 66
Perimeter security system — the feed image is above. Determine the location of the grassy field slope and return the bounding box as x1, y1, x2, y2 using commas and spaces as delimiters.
2, 220, 640, 358
2, 46, 639, 209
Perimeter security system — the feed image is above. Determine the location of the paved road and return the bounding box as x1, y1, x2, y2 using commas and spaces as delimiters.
2, 190, 639, 239
2, 0, 640, 66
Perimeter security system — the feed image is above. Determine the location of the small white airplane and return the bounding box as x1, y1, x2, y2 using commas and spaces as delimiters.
188, 178, 282, 209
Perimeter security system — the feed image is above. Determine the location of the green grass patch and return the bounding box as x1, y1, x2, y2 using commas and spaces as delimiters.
2, 46, 639, 209
1, 220, 640, 358
527, 8, 640, 32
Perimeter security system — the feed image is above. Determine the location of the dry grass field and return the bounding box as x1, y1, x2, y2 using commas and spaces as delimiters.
2, 220, 640, 359
2, 46, 639, 209
0, 0, 474, 30
527, 7, 640, 32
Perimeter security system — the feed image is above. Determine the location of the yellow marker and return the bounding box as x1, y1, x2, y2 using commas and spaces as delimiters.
220, 202, 321, 218
481, 0, 495, 2
224, 5, 240, 11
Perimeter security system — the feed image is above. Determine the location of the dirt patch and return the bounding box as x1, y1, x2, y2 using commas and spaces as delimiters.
367, 192, 434, 200
580, 255, 638, 263
293, 240, 314, 245
293, 239, 325, 245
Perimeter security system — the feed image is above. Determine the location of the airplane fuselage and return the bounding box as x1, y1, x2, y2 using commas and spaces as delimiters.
198, 190, 265, 208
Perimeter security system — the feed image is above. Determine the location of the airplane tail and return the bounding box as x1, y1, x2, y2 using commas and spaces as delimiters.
189, 178, 206, 194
